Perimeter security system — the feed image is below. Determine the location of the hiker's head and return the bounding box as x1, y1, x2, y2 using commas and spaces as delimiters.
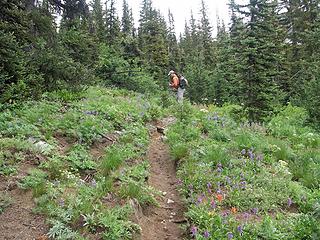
168, 70, 175, 76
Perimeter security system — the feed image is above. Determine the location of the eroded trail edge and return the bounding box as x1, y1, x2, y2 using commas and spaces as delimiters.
136, 118, 186, 240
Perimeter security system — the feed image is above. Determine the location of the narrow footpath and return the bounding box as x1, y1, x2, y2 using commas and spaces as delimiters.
136, 118, 186, 240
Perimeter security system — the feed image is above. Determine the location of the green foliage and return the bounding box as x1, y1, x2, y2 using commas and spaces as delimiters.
18, 169, 47, 197
0, 193, 12, 214
118, 180, 157, 206
48, 220, 83, 240
166, 104, 320, 239
99, 205, 140, 240
96, 44, 158, 94
99, 146, 126, 176
65, 144, 96, 171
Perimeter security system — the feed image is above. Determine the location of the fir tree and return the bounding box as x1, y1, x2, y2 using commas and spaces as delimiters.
105, 0, 121, 46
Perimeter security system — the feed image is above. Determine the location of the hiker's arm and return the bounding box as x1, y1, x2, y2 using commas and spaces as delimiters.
186, 79, 190, 87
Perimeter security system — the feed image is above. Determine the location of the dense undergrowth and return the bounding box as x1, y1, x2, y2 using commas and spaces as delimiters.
1, 86, 320, 240
0, 86, 164, 239
167, 103, 320, 239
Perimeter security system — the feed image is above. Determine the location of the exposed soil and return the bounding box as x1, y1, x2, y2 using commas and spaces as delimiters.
0, 162, 48, 240
134, 118, 187, 240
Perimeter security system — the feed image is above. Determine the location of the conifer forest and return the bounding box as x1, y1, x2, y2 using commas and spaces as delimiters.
1, 0, 320, 239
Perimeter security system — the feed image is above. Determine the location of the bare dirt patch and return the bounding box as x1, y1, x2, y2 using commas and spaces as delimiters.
0, 162, 48, 240
134, 118, 186, 240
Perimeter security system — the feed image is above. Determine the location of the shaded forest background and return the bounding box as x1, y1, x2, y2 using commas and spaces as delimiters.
1, 0, 319, 124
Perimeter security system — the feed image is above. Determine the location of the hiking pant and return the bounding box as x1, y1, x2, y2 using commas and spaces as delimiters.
177, 87, 185, 103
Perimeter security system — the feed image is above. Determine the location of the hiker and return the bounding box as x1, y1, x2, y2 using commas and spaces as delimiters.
168, 70, 189, 103
176, 73, 189, 102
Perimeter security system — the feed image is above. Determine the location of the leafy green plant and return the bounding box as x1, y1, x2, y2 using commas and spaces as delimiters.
18, 169, 48, 197
97, 205, 140, 240
119, 180, 157, 206
0, 193, 12, 214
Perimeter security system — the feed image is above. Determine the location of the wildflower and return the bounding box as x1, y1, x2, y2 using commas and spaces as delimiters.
241, 149, 246, 155
204, 230, 210, 238
191, 226, 198, 237
237, 225, 243, 236
248, 150, 255, 160
288, 198, 293, 207
256, 154, 263, 161
252, 208, 258, 214
240, 181, 246, 189
197, 195, 204, 205
216, 194, 223, 202
210, 199, 216, 209
208, 211, 215, 216
231, 207, 237, 214
177, 179, 183, 185
227, 232, 234, 239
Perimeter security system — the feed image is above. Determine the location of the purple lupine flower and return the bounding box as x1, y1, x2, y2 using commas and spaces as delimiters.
252, 208, 258, 214
204, 230, 210, 238
256, 154, 263, 161
240, 181, 246, 189
227, 232, 234, 239
210, 200, 216, 209
248, 150, 254, 160
241, 149, 246, 155
197, 195, 204, 205
191, 226, 198, 237
288, 198, 293, 207
177, 179, 183, 185
237, 225, 243, 236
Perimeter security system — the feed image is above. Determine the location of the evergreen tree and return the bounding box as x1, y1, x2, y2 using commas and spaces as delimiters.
167, 9, 180, 70
120, 0, 139, 61
230, 0, 285, 121
105, 0, 121, 46
121, 0, 134, 36
91, 0, 105, 41
138, 0, 169, 82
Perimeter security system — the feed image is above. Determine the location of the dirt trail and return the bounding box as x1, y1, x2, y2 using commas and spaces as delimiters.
135, 118, 186, 240
0, 163, 48, 240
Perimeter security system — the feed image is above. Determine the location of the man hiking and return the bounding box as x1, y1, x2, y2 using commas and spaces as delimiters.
168, 70, 189, 103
